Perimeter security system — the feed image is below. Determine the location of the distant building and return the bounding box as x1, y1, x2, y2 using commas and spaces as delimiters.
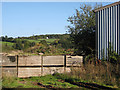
94, 1, 120, 60
46, 37, 49, 39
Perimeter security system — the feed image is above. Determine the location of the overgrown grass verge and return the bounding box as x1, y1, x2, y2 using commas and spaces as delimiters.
2, 73, 118, 89
2, 76, 41, 88
2, 75, 80, 88
53, 62, 120, 89
2, 62, 120, 89
53, 73, 117, 89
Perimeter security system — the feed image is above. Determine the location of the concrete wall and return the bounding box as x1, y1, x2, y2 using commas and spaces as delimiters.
19, 56, 41, 66
2, 55, 17, 66
2, 68, 17, 77
2, 55, 83, 78
18, 67, 41, 78
43, 56, 64, 65
42, 67, 64, 76
66, 55, 83, 66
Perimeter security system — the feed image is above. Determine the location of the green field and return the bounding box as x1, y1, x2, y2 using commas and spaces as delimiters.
24, 39, 57, 44
0, 41, 15, 52
0, 41, 14, 46
1, 38, 57, 46
1, 38, 58, 53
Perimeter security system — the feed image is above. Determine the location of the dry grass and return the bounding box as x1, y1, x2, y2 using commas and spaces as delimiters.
69, 62, 120, 88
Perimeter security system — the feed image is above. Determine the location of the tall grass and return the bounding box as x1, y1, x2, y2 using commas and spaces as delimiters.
68, 62, 120, 88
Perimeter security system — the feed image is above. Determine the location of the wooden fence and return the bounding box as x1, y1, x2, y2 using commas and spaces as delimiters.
1, 55, 83, 78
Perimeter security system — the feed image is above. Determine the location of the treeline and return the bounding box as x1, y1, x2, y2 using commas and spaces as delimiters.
1, 34, 70, 42
18, 34, 70, 40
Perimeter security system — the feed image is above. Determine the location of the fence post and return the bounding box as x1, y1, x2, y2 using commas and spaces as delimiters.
41, 55, 43, 76
64, 55, 66, 72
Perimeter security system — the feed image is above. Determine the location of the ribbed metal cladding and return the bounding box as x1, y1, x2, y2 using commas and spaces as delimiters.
96, 4, 120, 60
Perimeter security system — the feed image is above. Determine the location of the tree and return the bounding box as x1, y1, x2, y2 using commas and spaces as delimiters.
58, 35, 73, 49
30, 42, 35, 47
39, 40, 48, 46
12, 40, 23, 50
67, 4, 100, 56
23, 41, 30, 50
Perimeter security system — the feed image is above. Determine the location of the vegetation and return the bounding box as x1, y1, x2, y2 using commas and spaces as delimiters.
68, 62, 120, 88
19, 34, 69, 40
1, 34, 73, 55
3, 70, 119, 89
1, 41, 14, 52
24, 38, 57, 44
67, 4, 101, 56
2, 75, 80, 88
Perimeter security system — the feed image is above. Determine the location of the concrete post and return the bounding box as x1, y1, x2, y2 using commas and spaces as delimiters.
16, 55, 18, 77
41, 55, 43, 76
64, 55, 66, 72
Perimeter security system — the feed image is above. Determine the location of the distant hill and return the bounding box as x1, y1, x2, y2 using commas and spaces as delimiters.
1, 34, 70, 41
0, 34, 73, 55
17, 34, 70, 40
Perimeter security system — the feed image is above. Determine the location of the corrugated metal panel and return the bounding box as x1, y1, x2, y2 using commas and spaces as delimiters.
118, 4, 119, 54
96, 4, 120, 60
94, 1, 120, 12
96, 12, 98, 58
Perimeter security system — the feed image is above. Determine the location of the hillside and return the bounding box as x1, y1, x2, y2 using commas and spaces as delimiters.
1, 34, 73, 55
